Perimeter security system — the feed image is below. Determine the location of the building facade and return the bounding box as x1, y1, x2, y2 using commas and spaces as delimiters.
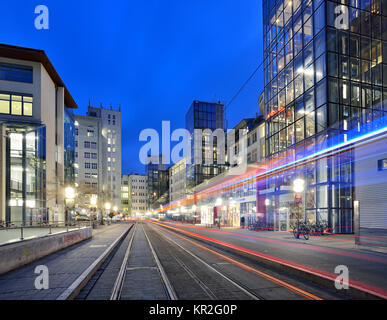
0, 44, 77, 225
261, 0, 387, 232
147, 155, 169, 210
74, 114, 102, 209
121, 174, 130, 215
74, 104, 122, 212
169, 158, 187, 203
185, 100, 227, 192
128, 174, 148, 216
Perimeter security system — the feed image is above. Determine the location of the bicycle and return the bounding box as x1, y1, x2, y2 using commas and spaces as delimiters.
312, 220, 328, 236
292, 219, 310, 240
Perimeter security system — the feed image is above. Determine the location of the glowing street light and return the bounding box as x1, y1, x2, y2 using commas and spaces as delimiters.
215, 198, 223, 206
105, 202, 111, 210
293, 178, 305, 193
113, 206, 118, 212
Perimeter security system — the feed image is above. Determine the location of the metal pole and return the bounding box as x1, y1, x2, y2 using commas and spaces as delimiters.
20, 227, 24, 241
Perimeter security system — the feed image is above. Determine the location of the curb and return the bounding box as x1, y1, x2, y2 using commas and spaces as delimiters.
56, 224, 134, 300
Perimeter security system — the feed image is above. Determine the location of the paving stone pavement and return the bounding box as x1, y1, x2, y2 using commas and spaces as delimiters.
0, 223, 131, 300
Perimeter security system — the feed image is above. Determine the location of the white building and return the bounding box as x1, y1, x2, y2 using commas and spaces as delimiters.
75, 104, 122, 211
128, 174, 148, 216
0, 44, 77, 225
169, 158, 186, 203
73, 114, 102, 209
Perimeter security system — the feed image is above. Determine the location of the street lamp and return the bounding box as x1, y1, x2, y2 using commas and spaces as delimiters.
293, 178, 305, 193
65, 187, 75, 226
215, 198, 223, 206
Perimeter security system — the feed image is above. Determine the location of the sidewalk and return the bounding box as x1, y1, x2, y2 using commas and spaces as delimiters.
0, 223, 131, 300
161, 221, 387, 299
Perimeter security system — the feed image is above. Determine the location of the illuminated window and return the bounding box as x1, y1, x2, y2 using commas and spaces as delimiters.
378, 159, 387, 171
1, 93, 34, 116
0, 94, 10, 114
11, 96, 22, 115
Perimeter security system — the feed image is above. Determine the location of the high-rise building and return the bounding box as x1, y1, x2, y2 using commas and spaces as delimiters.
261, 0, 387, 232
74, 104, 122, 211
185, 100, 227, 191
0, 44, 77, 225
128, 174, 148, 216
146, 155, 169, 210
73, 114, 102, 209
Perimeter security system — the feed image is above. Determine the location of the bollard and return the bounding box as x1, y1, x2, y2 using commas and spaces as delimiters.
20, 227, 24, 241
49, 224, 52, 235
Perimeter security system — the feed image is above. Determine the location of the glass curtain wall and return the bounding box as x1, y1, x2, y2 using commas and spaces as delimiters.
6, 126, 46, 226
262, 0, 387, 233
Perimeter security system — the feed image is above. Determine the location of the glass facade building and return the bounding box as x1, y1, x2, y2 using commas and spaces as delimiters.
185, 100, 227, 190
64, 108, 75, 186
262, 0, 387, 233
5, 126, 46, 225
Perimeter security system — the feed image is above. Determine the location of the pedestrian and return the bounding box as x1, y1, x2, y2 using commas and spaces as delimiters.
241, 216, 245, 229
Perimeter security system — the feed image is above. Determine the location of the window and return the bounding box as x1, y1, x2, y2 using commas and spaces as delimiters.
0, 63, 33, 83
92, 163, 97, 170
85, 163, 91, 169
378, 159, 387, 171
84, 152, 90, 158
84, 141, 90, 148
0, 93, 33, 116
91, 142, 97, 149
87, 128, 94, 137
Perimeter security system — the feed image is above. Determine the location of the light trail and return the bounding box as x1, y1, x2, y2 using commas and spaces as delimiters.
163, 221, 387, 264
153, 221, 387, 300
151, 221, 323, 300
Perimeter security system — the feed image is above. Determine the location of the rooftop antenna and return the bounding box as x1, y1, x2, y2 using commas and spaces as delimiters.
100, 102, 102, 108
110, 102, 112, 110
88, 98, 91, 107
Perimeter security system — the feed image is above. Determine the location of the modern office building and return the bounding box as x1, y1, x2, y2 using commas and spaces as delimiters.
227, 116, 265, 168
127, 174, 148, 216
261, 0, 387, 232
0, 44, 77, 225
74, 104, 122, 212
87, 105, 122, 211
73, 114, 102, 209
147, 155, 169, 210
169, 158, 187, 203
185, 100, 227, 192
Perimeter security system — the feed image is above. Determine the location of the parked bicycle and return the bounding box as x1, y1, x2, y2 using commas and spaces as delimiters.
310, 220, 328, 236
292, 219, 310, 240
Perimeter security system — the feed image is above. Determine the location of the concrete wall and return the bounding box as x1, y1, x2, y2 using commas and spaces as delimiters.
40, 66, 58, 212
0, 227, 92, 275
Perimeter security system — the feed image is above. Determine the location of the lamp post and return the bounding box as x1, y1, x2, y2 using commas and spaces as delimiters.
90, 195, 97, 227
65, 187, 75, 227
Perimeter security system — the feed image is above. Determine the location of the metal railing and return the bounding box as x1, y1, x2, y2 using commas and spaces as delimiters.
0, 220, 92, 243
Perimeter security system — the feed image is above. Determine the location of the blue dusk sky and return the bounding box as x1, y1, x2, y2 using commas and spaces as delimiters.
0, 0, 264, 174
